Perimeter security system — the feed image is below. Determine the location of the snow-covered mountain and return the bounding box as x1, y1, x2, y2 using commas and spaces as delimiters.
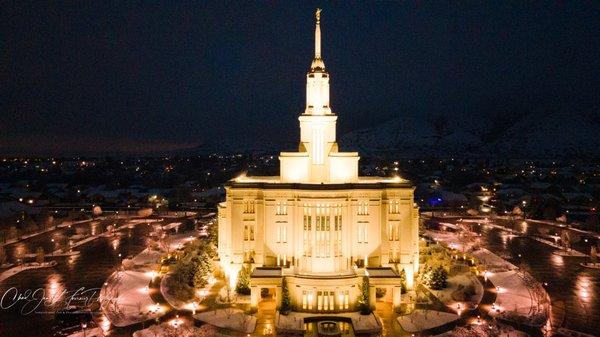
339, 110, 600, 158
183, 110, 599, 159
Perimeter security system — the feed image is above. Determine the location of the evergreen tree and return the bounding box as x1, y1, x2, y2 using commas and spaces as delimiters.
358, 276, 372, 314
280, 277, 291, 314
430, 266, 448, 290
235, 263, 252, 295
193, 263, 207, 289
399, 269, 407, 294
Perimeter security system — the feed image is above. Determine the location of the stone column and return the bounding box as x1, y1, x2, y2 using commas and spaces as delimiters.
250, 286, 260, 309
369, 285, 376, 308
403, 264, 415, 290
392, 285, 401, 309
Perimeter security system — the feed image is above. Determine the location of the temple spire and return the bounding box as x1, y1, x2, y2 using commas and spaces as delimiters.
315, 8, 322, 58
310, 8, 325, 72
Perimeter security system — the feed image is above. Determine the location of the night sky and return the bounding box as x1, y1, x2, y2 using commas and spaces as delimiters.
1, 2, 598, 155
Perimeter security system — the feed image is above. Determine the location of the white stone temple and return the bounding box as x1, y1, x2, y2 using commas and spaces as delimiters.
217, 9, 419, 312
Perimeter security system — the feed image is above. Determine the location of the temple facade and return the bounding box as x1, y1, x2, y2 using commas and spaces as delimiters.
217, 10, 419, 312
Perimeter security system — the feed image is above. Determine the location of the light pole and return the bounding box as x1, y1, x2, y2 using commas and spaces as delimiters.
81, 322, 87, 337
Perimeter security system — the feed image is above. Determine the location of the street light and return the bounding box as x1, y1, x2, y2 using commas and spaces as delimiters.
81, 322, 87, 337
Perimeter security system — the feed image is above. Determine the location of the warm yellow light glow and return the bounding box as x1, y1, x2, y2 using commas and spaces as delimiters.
216, 10, 420, 312
234, 172, 248, 182
229, 269, 238, 289
99, 314, 111, 333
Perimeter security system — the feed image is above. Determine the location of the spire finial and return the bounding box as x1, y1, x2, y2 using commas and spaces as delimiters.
314, 8, 322, 59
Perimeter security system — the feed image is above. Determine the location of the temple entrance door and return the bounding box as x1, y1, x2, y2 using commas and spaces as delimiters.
316, 291, 335, 312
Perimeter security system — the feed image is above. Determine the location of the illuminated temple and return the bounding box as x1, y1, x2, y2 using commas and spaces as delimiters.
217, 10, 419, 312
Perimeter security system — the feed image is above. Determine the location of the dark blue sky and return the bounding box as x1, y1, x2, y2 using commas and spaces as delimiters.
1, 2, 598, 154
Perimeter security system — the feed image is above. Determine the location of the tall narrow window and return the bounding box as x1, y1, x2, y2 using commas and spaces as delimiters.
302, 291, 307, 310
244, 200, 255, 214
315, 205, 331, 258
277, 226, 281, 243
276, 223, 286, 243
358, 201, 369, 215
389, 223, 399, 241
249, 224, 255, 241
303, 207, 312, 257
358, 222, 368, 243
276, 201, 288, 215
389, 200, 400, 214
344, 290, 349, 309
317, 291, 323, 311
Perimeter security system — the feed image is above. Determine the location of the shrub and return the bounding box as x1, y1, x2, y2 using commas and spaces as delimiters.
399, 269, 407, 294
430, 266, 448, 290
375, 288, 386, 298
358, 276, 372, 314
235, 264, 252, 295
280, 277, 291, 314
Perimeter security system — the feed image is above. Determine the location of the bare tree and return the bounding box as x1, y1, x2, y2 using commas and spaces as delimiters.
0, 247, 6, 266
36, 247, 45, 264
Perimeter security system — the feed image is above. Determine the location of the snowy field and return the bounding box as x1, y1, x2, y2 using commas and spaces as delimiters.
101, 270, 164, 327
397, 310, 460, 332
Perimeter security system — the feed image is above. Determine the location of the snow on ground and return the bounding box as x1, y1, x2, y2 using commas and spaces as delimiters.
160, 273, 188, 310
486, 271, 534, 316
433, 324, 528, 337
126, 248, 162, 267
426, 230, 474, 252
0, 261, 57, 282
133, 320, 218, 337
100, 270, 163, 327
397, 310, 460, 332
55, 232, 112, 253
530, 236, 588, 256
128, 219, 162, 224
66, 327, 104, 337
430, 273, 484, 312
580, 262, 600, 270
23, 250, 79, 258
165, 230, 200, 251
0, 219, 98, 248
427, 225, 548, 324
161, 272, 220, 312
194, 309, 256, 333
471, 248, 517, 270
552, 249, 587, 257
163, 222, 182, 230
